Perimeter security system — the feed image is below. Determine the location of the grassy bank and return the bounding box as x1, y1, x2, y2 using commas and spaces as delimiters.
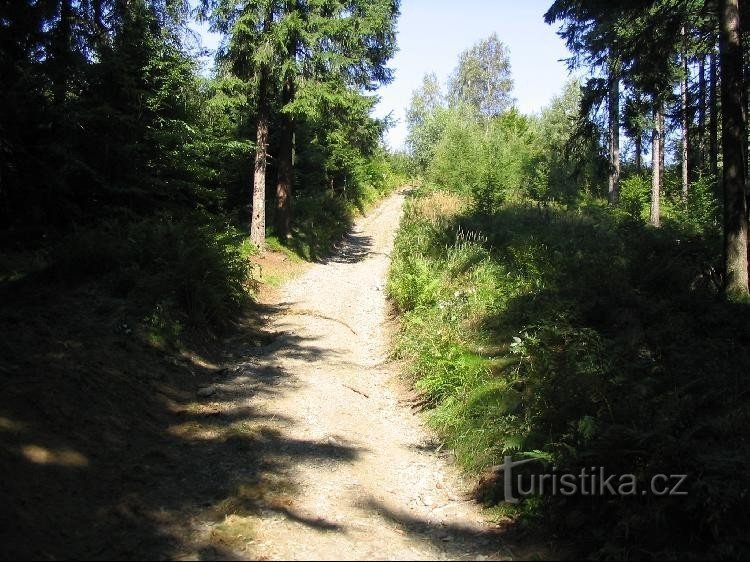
388, 188, 750, 559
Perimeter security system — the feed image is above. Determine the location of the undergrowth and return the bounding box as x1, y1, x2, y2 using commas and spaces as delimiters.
388, 187, 750, 559
31, 214, 257, 337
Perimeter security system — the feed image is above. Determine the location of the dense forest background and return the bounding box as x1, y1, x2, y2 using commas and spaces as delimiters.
389, 0, 750, 559
0, 0, 406, 327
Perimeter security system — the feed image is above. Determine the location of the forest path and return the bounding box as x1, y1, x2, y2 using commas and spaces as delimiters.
197, 191, 513, 560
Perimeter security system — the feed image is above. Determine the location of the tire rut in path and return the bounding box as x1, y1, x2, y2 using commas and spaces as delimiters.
215, 191, 512, 561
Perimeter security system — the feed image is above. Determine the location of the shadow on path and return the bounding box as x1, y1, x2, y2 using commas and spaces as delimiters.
323, 231, 374, 265
0, 286, 361, 560
363, 497, 510, 559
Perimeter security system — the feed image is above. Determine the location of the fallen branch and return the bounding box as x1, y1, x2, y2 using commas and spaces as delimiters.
343, 384, 369, 398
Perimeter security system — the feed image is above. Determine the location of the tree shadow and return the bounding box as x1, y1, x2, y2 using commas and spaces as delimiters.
362, 496, 524, 560
322, 231, 374, 264
0, 283, 362, 560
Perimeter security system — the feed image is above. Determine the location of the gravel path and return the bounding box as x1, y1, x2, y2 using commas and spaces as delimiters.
218, 191, 511, 560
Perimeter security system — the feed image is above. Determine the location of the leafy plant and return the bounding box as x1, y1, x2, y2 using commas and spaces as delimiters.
389, 186, 750, 559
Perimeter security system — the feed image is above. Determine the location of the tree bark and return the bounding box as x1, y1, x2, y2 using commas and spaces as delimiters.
681, 27, 690, 200
250, 7, 275, 253
651, 104, 662, 227
251, 66, 270, 252
53, 0, 73, 105
658, 106, 665, 183
275, 76, 295, 239
608, 62, 620, 204
710, 46, 719, 178
719, 0, 749, 296
274, 0, 299, 241
635, 134, 642, 173
698, 54, 706, 173
635, 91, 643, 173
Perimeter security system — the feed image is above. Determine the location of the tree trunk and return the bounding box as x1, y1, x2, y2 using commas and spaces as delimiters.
608, 63, 620, 204
53, 0, 73, 105
658, 107, 665, 183
681, 27, 690, 200
251, 66, 270, 252
651, 104, 662, 227
250, 8, 275, 253
635, 134, 642, 173
719, 0, 749, 296
635, 91, 643, 173
275, 77, 295, 239
747, 59, 750, 187
698, 54, 706, 173
710, 45, 719, 178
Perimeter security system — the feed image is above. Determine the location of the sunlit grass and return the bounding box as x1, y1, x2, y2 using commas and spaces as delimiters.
388, 185, 750, 558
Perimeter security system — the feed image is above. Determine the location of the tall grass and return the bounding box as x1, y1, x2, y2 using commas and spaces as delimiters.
388, 187, 750, 559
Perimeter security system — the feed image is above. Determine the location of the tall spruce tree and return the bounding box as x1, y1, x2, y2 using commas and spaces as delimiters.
274, 0, 399, 239
719, 0, 748, 295
202, 0, 398, 247
546, 0, 749, 296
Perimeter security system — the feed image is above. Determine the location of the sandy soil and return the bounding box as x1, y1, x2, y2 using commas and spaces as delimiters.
205, 191, 512, 560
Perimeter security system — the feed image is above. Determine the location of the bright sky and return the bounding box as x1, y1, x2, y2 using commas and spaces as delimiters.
189, 0, 575, 150
375, 0, 574, 149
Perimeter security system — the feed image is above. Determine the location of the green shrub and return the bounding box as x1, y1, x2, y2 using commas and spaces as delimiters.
388, 187, 750, 559
662, 174, 721, 236
287, 191, 352, 260
619, 173, 651, 221
49, 214, 255, 329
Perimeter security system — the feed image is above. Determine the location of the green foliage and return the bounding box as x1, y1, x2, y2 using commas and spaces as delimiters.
285, 192, 352, 260
406, 82, 451, 173
534, 78, 604, 202
662, 174, 721, 236
0, 0, 241, 229
425, 104, 593, 211
447, 33, 514, 118
0, 0, 401, 301
619, 173, 651, 221
50, 215, 255, 329
473, 110, 541, 207
281, 83, 404, 258
144, 302, 184, 349
424, 107, 484, 194
390, 185, 747, 559
619, 171, 721, 238
408, 76, 603, 212
285, 146, 405, 261
0, 0, 272, 337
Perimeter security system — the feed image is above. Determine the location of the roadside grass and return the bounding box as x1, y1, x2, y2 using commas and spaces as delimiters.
265, 235, 305, 263
387, 187, 750, 559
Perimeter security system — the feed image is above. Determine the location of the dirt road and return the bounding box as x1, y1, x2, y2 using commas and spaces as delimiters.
0, 191, 535, 561
200, 191, 511, 560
